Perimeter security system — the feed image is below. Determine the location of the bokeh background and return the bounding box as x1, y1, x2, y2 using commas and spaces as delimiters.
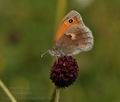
0, 0, 120, 102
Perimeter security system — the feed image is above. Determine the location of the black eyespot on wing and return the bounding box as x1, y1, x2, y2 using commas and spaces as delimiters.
68, 19, 73, 23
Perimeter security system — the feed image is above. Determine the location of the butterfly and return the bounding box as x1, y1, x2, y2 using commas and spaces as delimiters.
41, 10, 94, 57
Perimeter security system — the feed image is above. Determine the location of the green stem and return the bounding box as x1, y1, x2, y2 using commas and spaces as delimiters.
50, 87, 60, 102
55, 88, 60, 102
0, 80, 17, 102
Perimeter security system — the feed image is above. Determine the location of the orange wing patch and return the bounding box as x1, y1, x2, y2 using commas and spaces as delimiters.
55, 22, 68, 42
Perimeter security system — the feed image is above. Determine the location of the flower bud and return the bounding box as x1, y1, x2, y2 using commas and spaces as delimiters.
50, 56, 79, 88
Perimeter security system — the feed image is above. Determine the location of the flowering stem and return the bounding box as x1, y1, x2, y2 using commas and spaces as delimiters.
50, 86, 60, 102
0, 80, 17, 102
55, 87, 60, 102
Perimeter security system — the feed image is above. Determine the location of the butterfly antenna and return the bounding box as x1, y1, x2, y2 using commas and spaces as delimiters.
41, 50, 49, 58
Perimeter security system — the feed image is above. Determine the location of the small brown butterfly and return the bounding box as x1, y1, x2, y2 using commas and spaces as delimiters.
41, 10, 94, 57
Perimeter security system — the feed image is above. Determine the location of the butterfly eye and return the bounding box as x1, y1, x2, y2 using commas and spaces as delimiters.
68, 19, 73, 23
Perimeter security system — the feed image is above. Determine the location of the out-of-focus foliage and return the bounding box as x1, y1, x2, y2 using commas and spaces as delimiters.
0, 0, 120, 102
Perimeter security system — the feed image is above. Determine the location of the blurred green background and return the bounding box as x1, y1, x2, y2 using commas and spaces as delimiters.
0, 0, 120, 102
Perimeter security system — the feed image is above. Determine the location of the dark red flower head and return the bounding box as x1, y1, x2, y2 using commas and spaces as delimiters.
50, 56, 79, 88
